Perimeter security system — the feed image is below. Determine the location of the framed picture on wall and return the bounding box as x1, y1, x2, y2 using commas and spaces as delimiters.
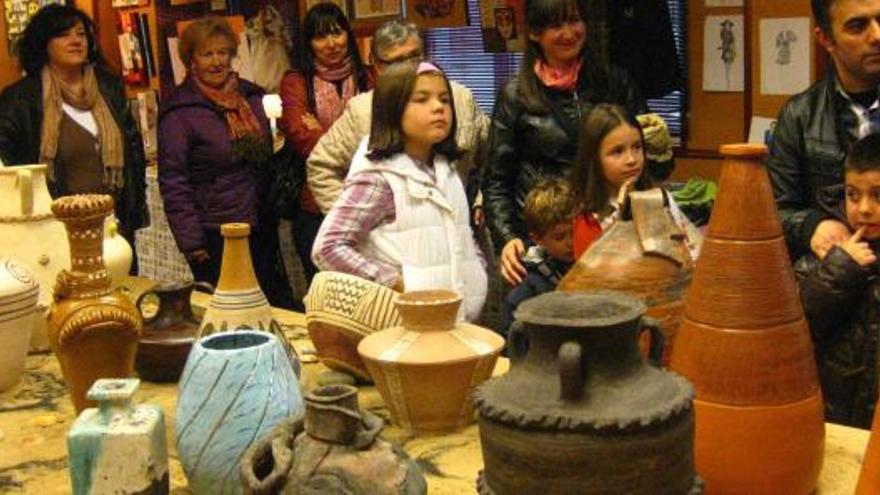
169, 0, 203, 5
353, 0, 400, 20
303, 0, 349, 19
406, 0, 468, 28
4, 0, 66, 55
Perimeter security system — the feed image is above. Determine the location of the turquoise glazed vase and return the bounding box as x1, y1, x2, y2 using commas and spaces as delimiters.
175, 331, 303, 495
68, 378, 168, 495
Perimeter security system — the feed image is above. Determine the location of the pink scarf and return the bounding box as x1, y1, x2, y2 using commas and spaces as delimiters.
313, 57, 356, 129
533, 58, 583, 92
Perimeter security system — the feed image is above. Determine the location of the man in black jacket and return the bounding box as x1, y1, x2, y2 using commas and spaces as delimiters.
768, 0, 880, 261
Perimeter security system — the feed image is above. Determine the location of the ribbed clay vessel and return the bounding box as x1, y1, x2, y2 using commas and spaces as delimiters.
303, 271, 402, 382
856, 402, 880, 494
0, 257, 39, 391
47, 195, 142, 413
669, 144, 824, 494
558, 188, 694, 364
475, 290, 699, 495
358, 289, 504, 432
198, 223, 300, 376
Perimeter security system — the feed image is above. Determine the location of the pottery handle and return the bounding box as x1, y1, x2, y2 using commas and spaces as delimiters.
193, 281, 215, 294
17, 169, 33, 216
135, 290, 160, 325
506, 321, 528, 363
558, 341, 583, 402
638, 316, 666, 367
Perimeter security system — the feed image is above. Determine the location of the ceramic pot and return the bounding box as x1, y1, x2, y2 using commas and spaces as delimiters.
358, 289, 504, 432
669, 144, 824, 494
857, 401, 880, 494
303, 271, 402, 382
240, 384, 427, 494
474, 290, 699, 495
47, 195, 142, 413
198, 223, 300, 377
0, 257, 39, 391
176, 331, 304, 495
68, 378, 168, 495
0, 164, 70, 351
558, 188, 694, 364
135, 280, 211, 383
103, 217, 132, 289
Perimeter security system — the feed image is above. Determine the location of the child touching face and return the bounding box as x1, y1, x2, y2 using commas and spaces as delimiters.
312, 60, 488, 322
842, 168, 880, 266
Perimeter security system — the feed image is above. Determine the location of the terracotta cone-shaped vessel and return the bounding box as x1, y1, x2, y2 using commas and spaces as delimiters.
669, 144, 824, 494
198, 222, 300, 375
47, 195, 142, 413
856, 401, 880, 494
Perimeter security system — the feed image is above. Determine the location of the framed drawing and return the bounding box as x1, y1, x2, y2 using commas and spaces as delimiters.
4, 0, 66, 55
479, 0, 524, 52
353, 0, 400, 20
302, 0, 349, 19
407, 0, 467, 28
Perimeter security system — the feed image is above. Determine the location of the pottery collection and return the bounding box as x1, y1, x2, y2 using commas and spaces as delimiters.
0, 257, 39, 391
475, 290, 699, 494
176, 331, 304, 495
303, 271, 402, 382
68, 378, 168, 495
558, 187, 694, 363
47, 194, 142, 413
240, 384, 426, 494
669, 144, 824, 494
135, 280, 210, 383
358, 289, 504, 432
197, 222, 300, 376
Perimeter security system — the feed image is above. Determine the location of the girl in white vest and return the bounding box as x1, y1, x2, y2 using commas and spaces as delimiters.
312, 60, 487, 321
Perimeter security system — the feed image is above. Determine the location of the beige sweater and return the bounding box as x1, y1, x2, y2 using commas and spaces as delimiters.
306, 80, 490, 213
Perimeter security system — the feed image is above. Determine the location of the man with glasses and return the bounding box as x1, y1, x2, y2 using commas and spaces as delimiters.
306, 20, 490, 213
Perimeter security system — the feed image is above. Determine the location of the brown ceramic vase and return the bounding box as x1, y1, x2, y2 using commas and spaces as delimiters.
135, 280, 210, 382
669, 144, 824, 494
240, 384, 426, 494
857, 401, 880, 494
47, 195, 142, 413
303, 271, 402, 382
558, 188, 694, 364
357, 289, 504, 433
198, 223, 299, 376
474, 290, 699, 495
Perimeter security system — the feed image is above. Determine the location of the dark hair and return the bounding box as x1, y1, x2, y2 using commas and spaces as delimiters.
570, 103, 652, 217
300, 3, 370, 112
515, 0, 608, 113
178, 16, 238, 68
811, 0, 834, 35
367, 60, 461, 161
524, 178, 576, 235
18, 4, 103, 76
846, 133, 880, 173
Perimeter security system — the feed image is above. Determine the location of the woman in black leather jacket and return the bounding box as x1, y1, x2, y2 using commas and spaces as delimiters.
482, 0, 649, 285
0, 4, 147, 242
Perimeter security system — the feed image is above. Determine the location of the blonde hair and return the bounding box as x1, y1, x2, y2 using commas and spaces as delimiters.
523, 178, 576, 236
178, 16, 238, 68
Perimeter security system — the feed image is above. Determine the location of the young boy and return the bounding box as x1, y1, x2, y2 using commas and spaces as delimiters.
500, 179, 576, 353
795, 133, 880, 429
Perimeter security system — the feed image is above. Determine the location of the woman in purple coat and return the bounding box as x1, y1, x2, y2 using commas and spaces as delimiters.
158, 16, 292, 308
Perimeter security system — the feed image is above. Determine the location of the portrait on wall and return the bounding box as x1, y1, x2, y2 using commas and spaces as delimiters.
304, 0, 349, 19
702, 15, 744, 92
353, 0, 400, 20
479, 0, 524, 52
406, 0, 467, 28
760, 17, 810, 95
244, 5, 292, 93
4, 0, 65, 56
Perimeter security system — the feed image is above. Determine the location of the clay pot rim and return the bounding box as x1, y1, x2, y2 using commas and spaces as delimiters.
196, 330, 277, 353
358, 323, 505, 365
515, 290, 646, 329
0, 164, 46, 174
306, 383, 359, 404
220, 222, 251, 237
395, 289, 462, 306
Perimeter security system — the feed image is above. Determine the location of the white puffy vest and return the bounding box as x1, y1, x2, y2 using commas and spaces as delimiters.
348, 139, 487, 322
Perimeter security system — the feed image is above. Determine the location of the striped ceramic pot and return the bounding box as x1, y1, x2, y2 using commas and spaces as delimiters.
175, 330, 304, 495
0, 257, 38, 391
358, 289, 504, 433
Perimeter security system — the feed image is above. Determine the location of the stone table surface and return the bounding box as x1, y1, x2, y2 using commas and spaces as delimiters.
0, 280, 872, 494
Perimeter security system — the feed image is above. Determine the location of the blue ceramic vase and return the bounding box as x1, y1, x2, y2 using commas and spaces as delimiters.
175, 330, 303, 495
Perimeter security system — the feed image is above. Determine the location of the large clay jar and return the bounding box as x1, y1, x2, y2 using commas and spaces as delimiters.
358, 289, 504, 432
0, 257, 39, 391
240, 384, 427, 494
198, 222, 299, 376
474, 290, 699, 495
0, 164, 70, 351
135, 280, 209, 383
176, 331, 304, 495
558, 188, 694, 363
303, 271, 402, 382
47, 195, 142, 413
669, 144, 824, 494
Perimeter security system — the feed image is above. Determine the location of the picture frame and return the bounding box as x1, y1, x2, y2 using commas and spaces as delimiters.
406, 0, 467, 28
302, 0, 349, 20
352, 0, 400, 21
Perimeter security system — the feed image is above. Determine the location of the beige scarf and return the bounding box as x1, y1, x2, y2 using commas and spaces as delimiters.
40, 65, 124, 189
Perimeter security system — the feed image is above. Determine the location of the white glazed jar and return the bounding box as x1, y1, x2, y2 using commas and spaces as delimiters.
104, 217, 133, 289
0, 257, 39, 391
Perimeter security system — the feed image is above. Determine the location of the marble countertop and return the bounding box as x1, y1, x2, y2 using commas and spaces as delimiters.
0, 279, 871, 494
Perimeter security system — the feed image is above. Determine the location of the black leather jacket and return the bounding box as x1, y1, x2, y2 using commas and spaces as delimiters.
767, 75, 851, 260
0, 67, 148, 235
482, 65, 647, 248
794, 186, 880, 428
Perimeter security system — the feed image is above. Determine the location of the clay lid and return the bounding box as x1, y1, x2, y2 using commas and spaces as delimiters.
221, 222, 251, 237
